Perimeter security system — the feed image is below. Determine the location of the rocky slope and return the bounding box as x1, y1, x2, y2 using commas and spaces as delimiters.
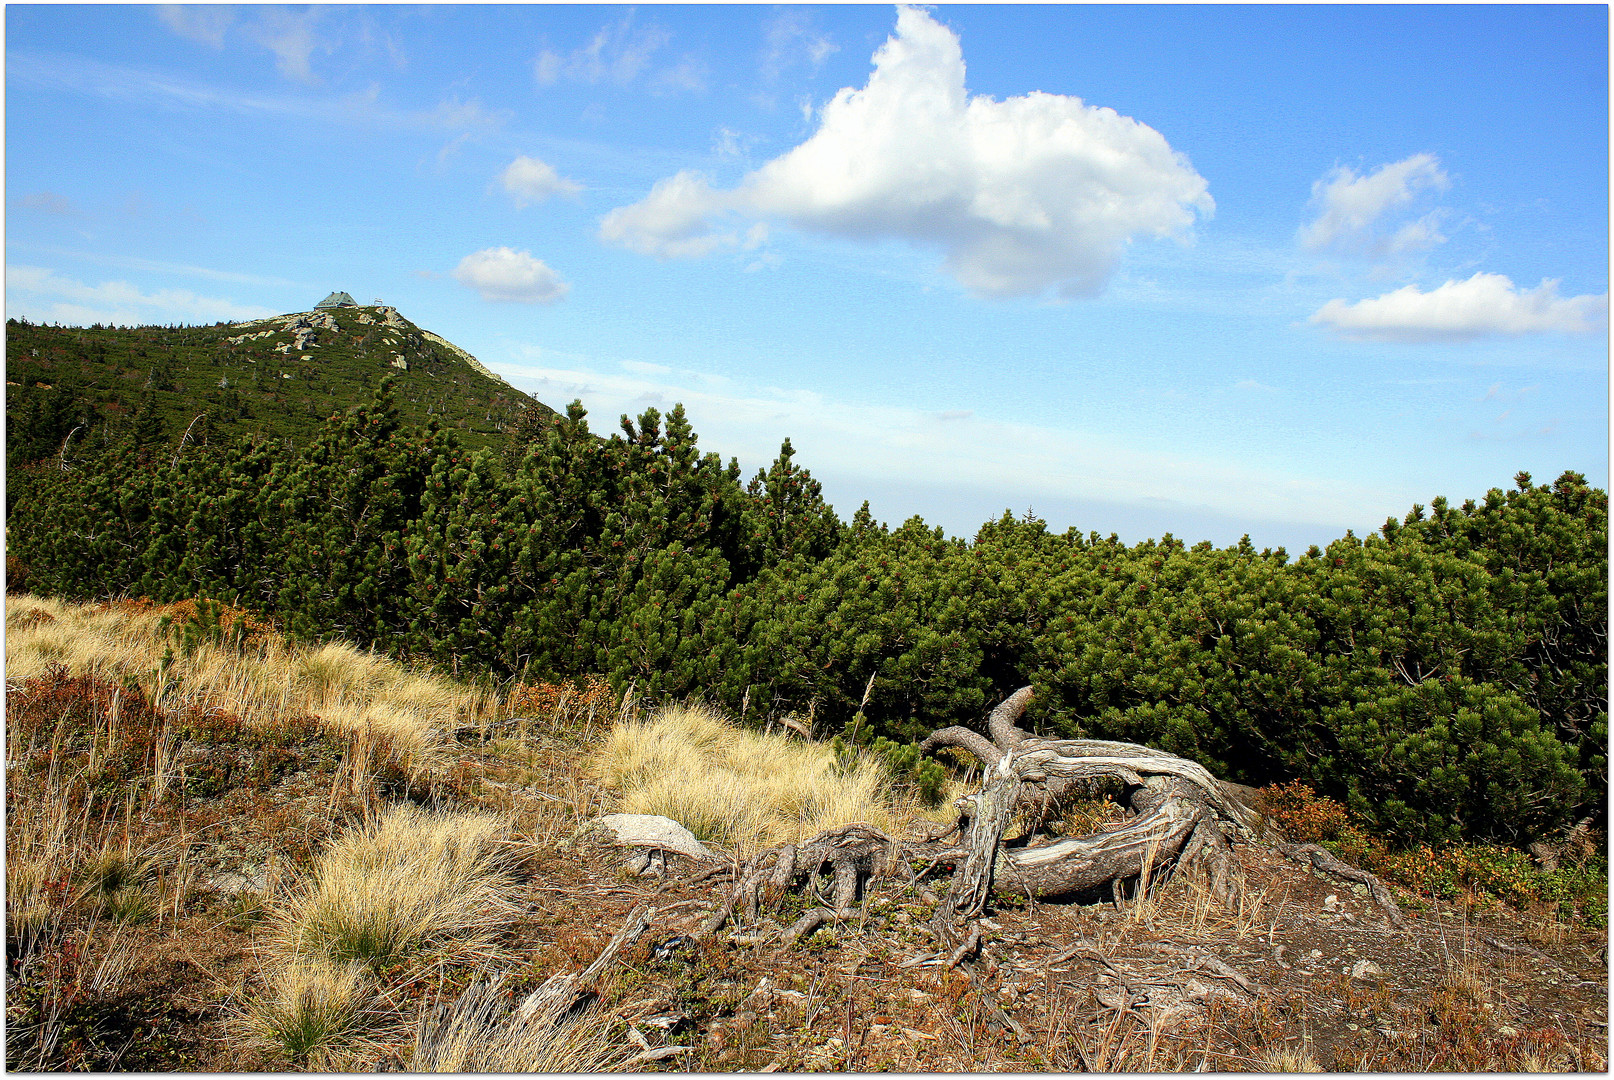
6, 303, 553, 463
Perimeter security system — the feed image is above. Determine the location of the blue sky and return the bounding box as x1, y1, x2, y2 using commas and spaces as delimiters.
7, 4, 1608, 550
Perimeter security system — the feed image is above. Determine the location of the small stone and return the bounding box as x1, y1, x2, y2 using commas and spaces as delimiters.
1308, 949, 1324, 959
1350, 959, 1384, 980
1499, 1025, 1518, 1037
1323, 894, 1340, 912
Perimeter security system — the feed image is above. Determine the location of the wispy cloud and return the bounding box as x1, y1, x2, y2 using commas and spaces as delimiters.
7, 51, 506, 140
155, 4, 234, 49
488, 349, 1376, 530
156, 5, 332, 84
16, 191, 78, 215
1311, 272, 1608, 342
6, 264, 277, 326
1299, 153, 1450, 253
761, 9, 838, 80
533, 11, 705, 93
7, 244, 305, 288
601, 6, 1211, 300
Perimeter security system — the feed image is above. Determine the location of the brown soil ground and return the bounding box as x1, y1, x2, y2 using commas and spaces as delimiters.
7, 723, 1608, 1072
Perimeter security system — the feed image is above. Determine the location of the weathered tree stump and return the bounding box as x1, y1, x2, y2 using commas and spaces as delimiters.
924, 686, 1257, 910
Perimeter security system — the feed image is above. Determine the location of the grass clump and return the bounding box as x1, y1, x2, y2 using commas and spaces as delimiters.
592, 702, 924, 855
271, 805, 522, 973
409, 974, 631, 1072
240, 958, 384, 1069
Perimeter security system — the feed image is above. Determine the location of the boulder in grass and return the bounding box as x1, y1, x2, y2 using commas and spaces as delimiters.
577, 814, 716, 863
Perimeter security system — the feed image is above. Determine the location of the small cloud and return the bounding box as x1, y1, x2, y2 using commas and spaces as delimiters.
156, 4, 235, 48
534, 49, 564, 85
599, 170, 741, 258
936, 409, 973, 421
1310, 272, 1608, 342
712, 127, 754, 160
621, 360, 672, 376
1233, 378, 1279, 393
420, 96, 508, 134
499, 155, 582, 207
157, 6, 335, 84
1300, 153, 1449, 252
251, 7, 329, 84
1384, 211, 1447, 256
453, 247, 570, 304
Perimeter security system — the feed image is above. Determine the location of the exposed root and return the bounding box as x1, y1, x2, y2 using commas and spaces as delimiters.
1278, 841, 1405, 928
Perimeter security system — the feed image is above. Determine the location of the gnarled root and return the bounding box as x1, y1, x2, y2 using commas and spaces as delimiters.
697, 823, 902, 943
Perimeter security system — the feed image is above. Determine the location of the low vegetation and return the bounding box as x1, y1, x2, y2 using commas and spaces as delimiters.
5, 596, 1605, 1072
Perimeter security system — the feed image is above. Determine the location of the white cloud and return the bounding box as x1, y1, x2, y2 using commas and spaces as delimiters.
499, 155, 582, 207
453, 248, 570, 304
5, 264, 276, 325
1310, 272, 1608, 341
600, 171, 744, 258
600, 5, 1212, 299
653, 56, 708, 95
7, 51, 504, 147
251, 8, 328, 84
1384, 212, 1447, 256
1300, 153, 1449, 251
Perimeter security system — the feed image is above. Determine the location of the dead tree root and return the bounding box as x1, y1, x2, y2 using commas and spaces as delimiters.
1278, 841, 1405, 928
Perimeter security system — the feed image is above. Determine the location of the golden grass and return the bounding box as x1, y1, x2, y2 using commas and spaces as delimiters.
4, 594, 495, 756
269, 805, 523, 973
408, 975, 631, 1072
1253, 1041, 1325, 1072
591, 702, 924, 855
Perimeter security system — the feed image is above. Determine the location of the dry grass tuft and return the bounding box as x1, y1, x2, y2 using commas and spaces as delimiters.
1253, 1041, 1325, 1072
591, 702, 920, 854
269, 805, 523, 973
1437, 957, 1495, 1006
408, 975, 632, 1072
239, 958, 387, 1069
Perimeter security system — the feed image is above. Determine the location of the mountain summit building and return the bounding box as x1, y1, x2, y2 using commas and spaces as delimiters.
315, 291, 357, 309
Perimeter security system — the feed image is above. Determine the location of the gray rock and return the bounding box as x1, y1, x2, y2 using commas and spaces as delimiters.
209, 864, 268, 895
1350, 958, 1384, 980
582, 813, 716, 862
